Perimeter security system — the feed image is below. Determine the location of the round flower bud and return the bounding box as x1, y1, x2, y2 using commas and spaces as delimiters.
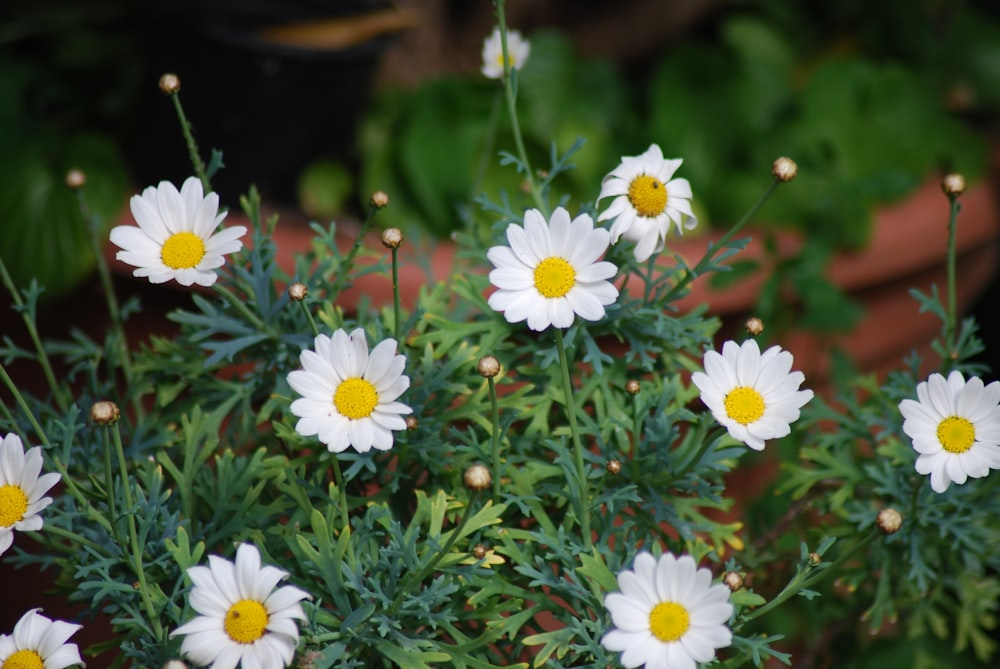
159, 73, 181, 95
288, 282, 308, 301
723, 571, 744, 592
477, 355, 501, 378
381, 227, 404, 249
745, 316, 765, 336
65, 169, 86, 190
405, 415, 419, 431
772, 156, 798, 183
941, 173, 966, 198
606, 458, 622, 475
877, 507, 903, 535
624, 379, 640, 396
91, 401, 120, 426
464, 463, 492, 491
807, 552, 822, 567
370, 190, 389, 209
472, 543, 488, 559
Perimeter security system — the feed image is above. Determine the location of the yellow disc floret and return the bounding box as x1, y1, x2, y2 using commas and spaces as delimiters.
937, 416, 976, 453
533, 257, 576, 298
2, 649, 45, 669
224, 599, 269, 644
628, 175, 668, 218
724, 386, 766, 425
161, 232, 206, 269
648, 601, 690, 642
0, 484, 28, 527
334, 378, 379, 419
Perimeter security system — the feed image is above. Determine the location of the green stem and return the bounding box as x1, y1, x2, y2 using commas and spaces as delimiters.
944, 195, 961, 356
214, 283, 271, 334
38, 523, 107, 555
102, 427, 125, 549
0, 399, 30, 448
663, 179, 781, 304
0, 256, 70, 413
554, 328, 592, 549
299, 298, 320, 338
391, 246, 402, 343
0, 360, 49, 445
330, 457, 357, 564
494, 0, 546, 215
169, 92, 210, 191
51, 454, 115, 535
328, 206, 380, 301
488, 376, 502, 501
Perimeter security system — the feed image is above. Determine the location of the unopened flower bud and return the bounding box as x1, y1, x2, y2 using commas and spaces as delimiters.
159, 73, 181, 95
625, 379, 640, 396
405, 416, 419, 431
472, 543, 488, 559
807, 552, 822, 566
772, 156, 798, 183
288, 282, 308, 301
381, 227, 403, 249
877, 507, 902, 535
370, 190, 389, 209
745, 316, 765, 336
941, 173, 966, 198
464, 463, 492, 491
723, 571, 744, 591
91, 401, 120, 426
477, 355, 501, 378
606, 458, 622, 475
65, 169, 86, 190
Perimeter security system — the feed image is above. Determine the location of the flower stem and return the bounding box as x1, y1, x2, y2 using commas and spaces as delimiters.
488, 375, 502, 501
330, 456, 356, 563
299, 299, 320, 338
0, 360, 50, 446
328, 205, 380, 302
391, 246, 402, 342
944, 194, 961, 356
168, 91, 210, 192
554, 328, 592, 549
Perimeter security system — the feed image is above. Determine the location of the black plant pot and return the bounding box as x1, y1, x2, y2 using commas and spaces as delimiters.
127, 0, 395, 208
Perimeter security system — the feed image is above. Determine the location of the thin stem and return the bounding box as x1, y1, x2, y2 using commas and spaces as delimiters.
944, 195, 961, 355
50, 454, 115, 535
554, 328, 592, 549
0, 360, 49, 445
391, 246, 402, 343
663, 179, 782, 304
102, 427, 125, 549
37, 523, 107, 555
494, 0, 546, 215
169, 92, 210, 191
328, 206, 380, 301
0, 256, 70, 412
330, 457, 357, 563
298, 299, 320, 338
488, 376, 502, 501
214, 283, 270, 334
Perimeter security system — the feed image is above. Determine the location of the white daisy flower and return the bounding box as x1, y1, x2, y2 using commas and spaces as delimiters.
899, 370, 1000, 493
487, 207, 619, 331
691, 339, 814, 451
0, 433, 61, 557
110, 176, 247, 287
481, 26, 530, 79
171, 543, 311, 669
0, 609, 83, 669
602, 552, 733, 669
596, 144, 698, 262
287, 329, 412, 453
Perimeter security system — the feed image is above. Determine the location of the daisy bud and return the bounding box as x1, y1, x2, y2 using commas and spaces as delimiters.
298, 651, 322, 669
625, 379, 640, 396
159, 72, 181, 95
370, 190, 389, 209
477, 355, 501, 378
941, 173, 966, 198
464, 463, 492, 491
472, 543, 488, 559
772, 156, 798, 183
91, 401, 120, 426
744, 316, 765, 336
65, 169, 86, 190
877, 508, 903, 535
606, 458, 622, 475
723, 571, 744, 591
405, 415, 419, 431
288, 282, 308, 301
381, 227, 403, 249
807, 552, 822, 567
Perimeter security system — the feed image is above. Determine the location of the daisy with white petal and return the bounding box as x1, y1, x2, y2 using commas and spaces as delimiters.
171, 543, 311, 669
287, 328, 412, 454
691, 339, 813, 451
0, 433, 61, 557
0, 609, 83, 669
487, 206, 619, 332
899, 370, 1000, 493
481, 26, 530, 79
110, 176, 247, 287
602, 552, 733, 669
596, 144, 698, 262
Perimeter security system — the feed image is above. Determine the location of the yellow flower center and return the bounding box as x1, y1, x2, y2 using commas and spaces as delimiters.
533, 257, 576, 298
937, 416, 975, 453
627, 174, 668, 218
334, 378, 379, 419
2, 649, 44, 669
161, 232, 206, 269
648, 601, 690, 642
0, 484, 28, 527
224, 599, 269, 644
723, 386, 765, 425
